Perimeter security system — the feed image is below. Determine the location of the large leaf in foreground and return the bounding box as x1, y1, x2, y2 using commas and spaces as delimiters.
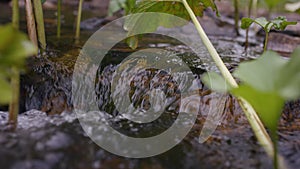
202, 48, 300, 131
125, 0, 218, 32
124, 0, 219, 49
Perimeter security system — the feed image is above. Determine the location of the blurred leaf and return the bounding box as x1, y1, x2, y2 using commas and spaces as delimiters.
277, 48, 300, 99
203, 48, 300, 132
241, 17, 268, 30
0, 24, 37, 68
271, 16, 297, 30
126, 36, 139, 49
125, 0, 218, 33
108, 0, 136, 16
108, 0, 127, 16
0, 24, 37, 104
202, 72, 231, 93
231, 84, 284, 130
234, 49, 300, 100
233, 51, 287, 92
124, 0, 219, 48
233, 49, 300, 131
0, 74, 12, 104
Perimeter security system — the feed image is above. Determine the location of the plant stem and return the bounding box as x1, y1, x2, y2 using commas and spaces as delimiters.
252, 0, 257, 19
271, 129, 279, 169
181, 1, 286, 168
25, 0, 38, 47
9, 0, 20, 130
234, 0, 240, 36
181, 0, 237, 86
32, 0, 46, 49
264, 32, 269, 52
57, 0, 62, 38
75, 0, 84, 40
245, 0, 253, 51
12, 0, 19, 29
8, 67, 20, 130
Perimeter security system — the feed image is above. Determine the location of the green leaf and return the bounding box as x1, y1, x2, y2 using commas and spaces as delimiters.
0, 24, 38, 104
271, 16, 297, 30
125, 0, 219, 32
0, 73, 12, 104
233, 49, 300, 100
126, 36, 139, 50
202, 72, 231, 93
241, 18, 255, 29
108, 0, 127, 16
124, 0, 219, 48
277, 47, 300, 99
233, 51, 287, 93
241, 17, 271, 31
232, 48, 300, 131
0, 24, 37, 68
241, 16, 297, 33
231, 84, 285, 131
203, 48, 300, 133
108, 0, 136, 15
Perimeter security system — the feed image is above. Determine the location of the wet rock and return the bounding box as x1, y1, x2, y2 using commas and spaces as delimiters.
18, 110, 48, 129
80, 17, 106, 30
41, 90, 68, 115
21, 57, 73, 115
267, 32, 300, 56
44, 152, 64, 167
0, 111, 8, 125
11, 160, 51, 169
45, 132, 72, 150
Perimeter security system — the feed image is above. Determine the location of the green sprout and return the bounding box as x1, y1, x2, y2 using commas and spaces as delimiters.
233, 0, 240, 36
0, 24, 37, 129
25, 0, 38, 47
75, 0, 84, 41
241, 16, 297, 51
32, 0, 47, 49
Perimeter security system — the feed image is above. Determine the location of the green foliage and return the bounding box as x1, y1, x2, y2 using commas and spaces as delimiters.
108, 0, 136, 15
241, 16, 297, 33
124, 0, 219, 49
129, 0, 218, 20
125, 0, 218, 32
203, 48, 300, 131
203, 48, 300, 168
241, 16, 297, 51
0, 24, 37, 104
202, 72, 231, 93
